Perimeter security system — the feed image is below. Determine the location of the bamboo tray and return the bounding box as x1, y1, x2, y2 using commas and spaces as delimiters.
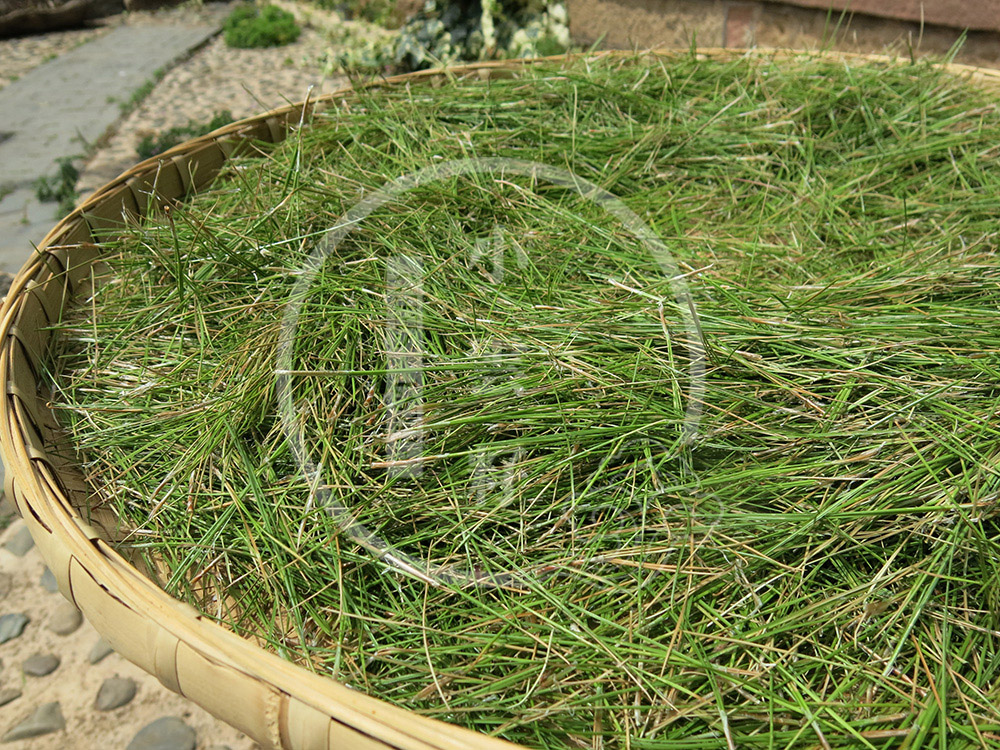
2, 49, 998, 750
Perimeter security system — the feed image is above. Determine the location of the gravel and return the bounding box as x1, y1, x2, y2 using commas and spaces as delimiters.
22, 652, 60, 676
126, 717, 197, 750
1, 701, 65, 742
0, 612, 28, 643
95, 676, 138, 711
3, 523, 35, 556
88, 636, 114, 664
47, 601, 83, 635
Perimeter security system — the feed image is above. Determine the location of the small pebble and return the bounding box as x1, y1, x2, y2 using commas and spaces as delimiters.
0, 613, 28, 644
88, 637, 114, 664
39, 567, 58, 593
22, 653, 60, 677
126, 716, 196, 750
95, 676, 138, 711
3, 525, 34, 557
0, 571, 11, 599
1, 701, 65, 742
0, 688, 20, 707
48, 601, 82, 635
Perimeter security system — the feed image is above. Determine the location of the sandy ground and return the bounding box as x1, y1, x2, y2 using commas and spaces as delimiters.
0, 513, 257, 749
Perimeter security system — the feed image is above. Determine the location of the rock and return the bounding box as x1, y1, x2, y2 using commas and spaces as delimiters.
0, 612, 28, 643
22, 653, 60, 676
1, 702, 65, 742
39, 567, 58, 593
0, 495, 14, 522
0, 571, 11, 599
126, 717, 196, 750
88, 637, 114, 664
48, 602, 82, 635
95, 676, 137, 711
3, 525, 34, 557
0, 688, 20, 707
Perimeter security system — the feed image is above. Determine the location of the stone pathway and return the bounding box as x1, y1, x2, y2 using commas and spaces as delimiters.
76, 22, 348, 196
0, 20, 220, 274
0, 27, 107, 90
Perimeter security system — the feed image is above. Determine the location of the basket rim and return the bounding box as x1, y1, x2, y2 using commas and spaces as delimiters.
2, 46, 999, 750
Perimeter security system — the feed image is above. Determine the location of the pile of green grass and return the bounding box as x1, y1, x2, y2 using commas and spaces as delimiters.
52, 51, 1000, 748
223, 3, 301, 49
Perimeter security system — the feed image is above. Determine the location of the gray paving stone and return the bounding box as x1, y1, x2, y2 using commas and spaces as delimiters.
95, 676, 137, 711
0, 187, 54, 227
1, 701, 65, 742
0, 688, 21, 707
0, 188, 35, 218
40, 566, 59, 593
3, 524, 34, 556
126, 716, 196, 750
0, 183, 63, 276
22, 652, 60, 676
0, 25, 219, 191
0, 213, 56, 274
0, 612, 28, 644
0, 22, 220, 274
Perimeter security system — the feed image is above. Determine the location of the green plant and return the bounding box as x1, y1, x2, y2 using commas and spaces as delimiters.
223, 4, 301, 49
52, 52, 1000, 747
120, 67, 166, 115
393, 0, 569, 70
34, 156, 79, 218
324, 29, 398, 73
312, 0, 397, 26
136, 110, 235, 161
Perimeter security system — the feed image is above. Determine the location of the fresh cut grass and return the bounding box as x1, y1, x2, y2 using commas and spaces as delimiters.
51, 50, 1000, 748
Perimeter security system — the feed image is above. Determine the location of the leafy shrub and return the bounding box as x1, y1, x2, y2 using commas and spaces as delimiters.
224, 4, 302, 49
34, 156, 79, 218
311, 0, 398, 26
393, 0, 569, 71
137, 111, 235, 161
324, 28, 398, 73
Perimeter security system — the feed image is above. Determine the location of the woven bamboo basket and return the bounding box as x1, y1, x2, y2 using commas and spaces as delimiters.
2, 48, 999, 750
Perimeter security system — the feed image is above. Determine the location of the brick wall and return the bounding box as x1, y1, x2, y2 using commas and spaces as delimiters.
774, 1, 999, 34
567, 0, 1000, 68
